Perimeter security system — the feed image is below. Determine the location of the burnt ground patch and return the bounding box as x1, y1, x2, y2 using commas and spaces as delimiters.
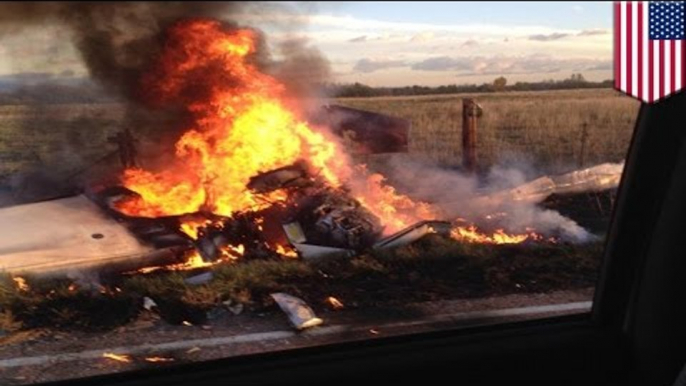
0, 232, 603, 333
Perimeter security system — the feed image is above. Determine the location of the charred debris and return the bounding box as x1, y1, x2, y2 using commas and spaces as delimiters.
88, 105, 441, 265
94, 158, 449, 264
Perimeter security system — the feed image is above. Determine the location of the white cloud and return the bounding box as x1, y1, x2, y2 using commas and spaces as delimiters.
529, 33, 570, 42
353, 58, 407, 73
238, 12, 579, 37
350, 53, 612, 81
577, 29, 610, 36
461, 39, 480, 48
349, 35, 368, 43
409, 54, 612, 77
410, 32, 435, 43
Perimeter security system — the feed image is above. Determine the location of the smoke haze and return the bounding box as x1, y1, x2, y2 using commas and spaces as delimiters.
0, 2, 332, 101
369, 154, 596, 242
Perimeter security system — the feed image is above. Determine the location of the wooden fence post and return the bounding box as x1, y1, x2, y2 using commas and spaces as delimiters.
462, 98, 481, 173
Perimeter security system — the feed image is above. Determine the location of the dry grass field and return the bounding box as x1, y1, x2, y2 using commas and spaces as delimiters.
337, 88, 640, 173
0, 103, 125, 184
0, 89, 640, 187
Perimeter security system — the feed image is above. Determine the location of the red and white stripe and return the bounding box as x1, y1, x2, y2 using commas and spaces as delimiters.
615, 1, 685, 103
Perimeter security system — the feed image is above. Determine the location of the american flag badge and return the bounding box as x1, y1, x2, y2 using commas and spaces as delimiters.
615, 1, 685, 103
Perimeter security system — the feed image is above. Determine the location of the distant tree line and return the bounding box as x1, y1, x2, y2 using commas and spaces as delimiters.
326, 74, 614, 98
0, 73, 613, 104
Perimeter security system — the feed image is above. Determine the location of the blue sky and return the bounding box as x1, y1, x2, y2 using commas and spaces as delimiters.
0, 1, 615, 87
316, 2, 611, 30
250, 1, 615, 86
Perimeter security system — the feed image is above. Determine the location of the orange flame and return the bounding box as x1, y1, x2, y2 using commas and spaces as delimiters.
113, 19, 432, 238
12, 277, 29, 292
179, 219, 211, 240
133, 251, 218, 274
275, 244, 298, 258
222, 244, 245, 259
353, 171, 436, 233
103, 353, 131, 363
451, 226, 531, 245
145, 357, 175, 363
326, 296, 344, 310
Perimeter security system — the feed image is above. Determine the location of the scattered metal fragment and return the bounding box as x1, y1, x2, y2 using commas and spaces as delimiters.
0, 195, 180, 276
551, 162, 624, 195
195, 228, 226, 262
282, 221, 355, 259
306, 190, 383, 249
270, 292, 323, 330
283, 197, 452, 257
373, 220, 452, 250
275, 181, 383, 258
282, 222, 307, 244
312, 205, 380, 249
467, 162, 625, 208
247, 161, 311, 194
142, 297, 158, 311
228, 303, 244, 315
184, 271, 214, 285
221, 299, 244, 315
291, 243, 355, 260
310, 104, 410, 154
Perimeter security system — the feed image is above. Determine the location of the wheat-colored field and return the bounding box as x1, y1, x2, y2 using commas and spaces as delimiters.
0, 89, 640, 185
0, 103, 125, 182
336, 88, 640, 173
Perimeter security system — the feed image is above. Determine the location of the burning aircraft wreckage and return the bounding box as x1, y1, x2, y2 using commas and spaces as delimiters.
0, 21, 622, 294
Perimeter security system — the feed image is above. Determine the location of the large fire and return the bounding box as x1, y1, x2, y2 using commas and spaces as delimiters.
112, 19, 536, 260
113, 19, 432, 236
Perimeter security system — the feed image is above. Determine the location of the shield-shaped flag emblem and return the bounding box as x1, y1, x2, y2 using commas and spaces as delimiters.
615, 1, 685, 103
